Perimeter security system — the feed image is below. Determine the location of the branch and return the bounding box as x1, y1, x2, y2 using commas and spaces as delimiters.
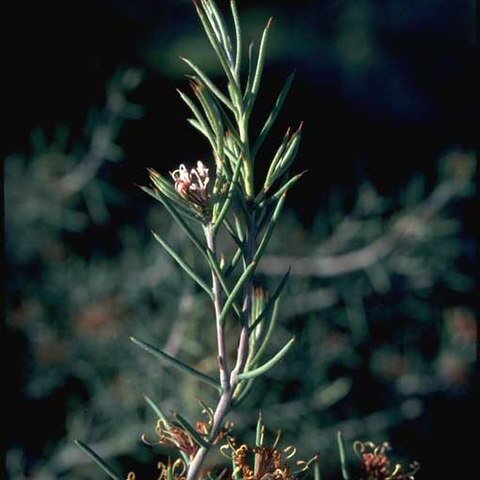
258, 179, 471, 278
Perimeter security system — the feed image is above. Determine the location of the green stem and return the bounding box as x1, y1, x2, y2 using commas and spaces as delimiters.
205, 223, 229, 389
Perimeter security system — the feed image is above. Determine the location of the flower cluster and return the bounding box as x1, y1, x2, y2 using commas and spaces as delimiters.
143, 418, 200, 459
354, 441, 420, 480
221, 432, 315, 480
126, 458, 186, 480
170, 161, 210, 208
142, 408, 232, 460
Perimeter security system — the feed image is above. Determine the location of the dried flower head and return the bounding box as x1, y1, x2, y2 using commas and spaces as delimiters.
142, 407, 232, 460
221, 431, 315, 480
354, 441, 420, 480
170, 161, 210, 208
143, 418, 200, 459
126, 458, 187, 480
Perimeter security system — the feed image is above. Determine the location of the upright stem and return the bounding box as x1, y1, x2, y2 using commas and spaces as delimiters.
205, 223, 229, 390
232, 211, 255, 378
187, 182, 255, 480
187, 224, 235, 480
187, 58, 256, 480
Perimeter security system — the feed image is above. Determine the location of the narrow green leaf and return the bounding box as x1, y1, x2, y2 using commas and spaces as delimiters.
206, 470, 229, 480
265, 126, 302, 190
218, 260, 257, 326
74, 440, 122, 480
314, 457, 322, 480
237, 336, 295, 380
201, 0, 233, 63
243, 42, 255, 103
191, 2, 240, 99
143, 395, 190, 464
189, 80, 224, 142
200, 0, 224, 47
172, 411, 209, 449
149, 192, 208, 261
231, 377, 255, 407
257, 170, 307, 207
224, 217, 244, 250
130, 336, 220, 390
252, 71, 295, 159
278, 125, 303, 170
147, 169, 194, 211
213, 156, 243, 231
264, 128, 293, 186
218, 105, 242, 147
225, 144, 243, 174
178, 89, 216, 148
181, 57, 234, 111
143, 394, 169, 423
254, 192, 287, 263
249, 269, 289, 333
230, 0, 242, 77
248, 18, 272, 110
205, 248, 242, 319
250, 290, 282, 366
152, 231, 212, 298
254, 206, 269, 235
337, 431, 350, 480
187, 118, 216, 150
221, 142, 240, 180
234, 214, 247, 241
254, 412, 264, 473
255, 412, 264, 446
223, 245, 243, 277
140, 185, 198, 222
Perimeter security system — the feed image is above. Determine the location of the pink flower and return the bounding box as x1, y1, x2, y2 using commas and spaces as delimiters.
170, 161, 210, 207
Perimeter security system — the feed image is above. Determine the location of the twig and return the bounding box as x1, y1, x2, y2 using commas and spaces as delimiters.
258, 179, 471, 278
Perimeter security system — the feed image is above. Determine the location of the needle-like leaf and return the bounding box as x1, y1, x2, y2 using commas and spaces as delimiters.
249, 269, 290, 333
237, 336, 295, 380
177, 88, 216, 149
181, 57, 234, 111
257, 170, 307, 206
172, 411, 210, 449
218, 260, 256, 326
74, 440, 122, 480
152, 231, 212, 299
149, 192, 208, 259
254, 192, 287, 262
247, 18, 272, 111
140, 185, 198, 221
144, 394, 169, 423
337, 431, 350, 480
230, 0, 242, 77
130, 336, 220, 390
252, 71, 295, 159
213, 156, 243, 231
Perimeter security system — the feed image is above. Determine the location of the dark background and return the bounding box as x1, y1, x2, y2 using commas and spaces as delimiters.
7, 0, 476, 199
4, 0, 477, 479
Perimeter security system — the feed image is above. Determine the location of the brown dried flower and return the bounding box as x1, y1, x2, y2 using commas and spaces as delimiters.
142, 407, 232, 460
354, 441, 420, 480
126, 458, 186, 480
221, 431, 315, 480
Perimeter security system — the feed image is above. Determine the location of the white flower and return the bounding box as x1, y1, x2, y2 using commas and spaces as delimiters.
170, 161, 210, 207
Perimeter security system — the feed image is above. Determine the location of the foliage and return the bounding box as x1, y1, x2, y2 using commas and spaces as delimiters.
5, 1, 476, 480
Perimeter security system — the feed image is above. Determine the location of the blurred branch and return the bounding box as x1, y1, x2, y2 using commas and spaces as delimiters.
259, 177, 473, 278
56, 69, 143, 198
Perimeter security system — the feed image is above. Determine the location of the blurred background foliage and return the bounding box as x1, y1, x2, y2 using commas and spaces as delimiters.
4, 0, 476, 479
